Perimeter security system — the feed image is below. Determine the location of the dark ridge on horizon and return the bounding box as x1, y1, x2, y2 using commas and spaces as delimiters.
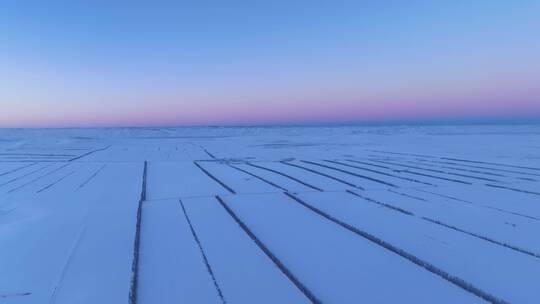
1, 114, 539, 130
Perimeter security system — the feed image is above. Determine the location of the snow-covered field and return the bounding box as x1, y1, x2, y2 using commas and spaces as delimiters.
1, 125, 539, 303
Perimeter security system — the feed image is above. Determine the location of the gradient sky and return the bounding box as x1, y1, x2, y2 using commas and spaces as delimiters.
1, 1, 540, 127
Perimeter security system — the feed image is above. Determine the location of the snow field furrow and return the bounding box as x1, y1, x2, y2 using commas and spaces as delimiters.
7, 163, 72, 193
216, 195, 321, 304
77, 164, 107, 189
220, 193, 480, 303
146, 161, 229, 199
331, 159, 434, 185
0, 163, 38, 177
232, 163, 317, 193
300, 160, 398, 188
286, 192, 505, 304
294, 191, 540, 303
228, 164, 288, 191
247, 163, 323, 191
252, 161, 353, 191
179, 199, 226, 303
137, 200, 222, 304
129, 161, 146, 304
194, 161, 236, 194
360, 189, 540, 257
413, 188, 540, 221
196, 162, 279, 194
183, 196, 310, 303
281, 161, 364, 190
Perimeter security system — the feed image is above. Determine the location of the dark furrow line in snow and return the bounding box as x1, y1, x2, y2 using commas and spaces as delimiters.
194, 161, 236, 194
37, 171, 76, 193
422, 217, 540, 259
438, 165, 508, 178
284, 192, 508, 304
369, 159, 500, 183
247, 163, 323, 192
406, 160, 506, 177
0, 153, 76, 157
215, 195, 321, 304
0, 162, 37, 177
400, 170, 472, 185
78, 164, 107, 189
69, 145, 112, 162
129, 161, 147, 304
367, 150, 438, 158
344, 159, 392, 170
48, 225, 86, 304
280, 161, 365, 190
179, 199, 227, 303
0, 160, 62, 163
300, 160, 398, 188
387, 189, 427, 202
0, 156, 71, 159
7, 163, 71, 193
346, 190, 414, 215
328, 159, 434, 185
441, 157, 540, 172
0, 292, 31, 299
204, 149, 216, 159
228, 164, 288, 191
421, 159, 540, 177
0, 163, 54, 187
485, 184, 540, 196
413, 189, 540, 221
349, 190, 540, 258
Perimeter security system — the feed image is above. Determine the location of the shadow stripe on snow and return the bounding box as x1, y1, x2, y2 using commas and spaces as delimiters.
405, 160, 506, 177
283, 192, 508, 304
203, 148, 216, 159
215, 195, 321, 304
7, 163, 71, 193
387, 189, 427, 202
129, 161, 147, 304
48, 225, 87, 303
399, 170, 472, 185
228, 164, 288, 191
0, 162, 37, 177
327, 160, 434, 186
441, 157, 540, 172
421, 217, 540, 259
36, 170, 76, 193
346, 190, 413, 216
485, 184, 540, 196
421, 159, 540, 177
0, 163, 54, 187
300, 160, 398, 188
194, 161, 236, 194
413, 188, 540, 222
180, 199, 226, 303
246, 163, 323, 192
369, 159, 498, 183
69, 145, 112, 162
348, 189, 540, 259
77, 164, 107, 189
281, 161, 365, 190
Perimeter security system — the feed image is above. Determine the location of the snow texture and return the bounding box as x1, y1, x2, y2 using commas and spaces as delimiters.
1, 124, 539, 303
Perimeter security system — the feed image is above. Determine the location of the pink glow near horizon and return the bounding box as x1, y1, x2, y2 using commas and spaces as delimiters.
3, 89, 539, 128
2, 2, 540, 127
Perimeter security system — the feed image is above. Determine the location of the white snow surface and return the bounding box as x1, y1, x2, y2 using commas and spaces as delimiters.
1, 124, 539, 303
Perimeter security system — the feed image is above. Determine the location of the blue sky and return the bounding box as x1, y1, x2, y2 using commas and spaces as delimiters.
1, 1, 539, 127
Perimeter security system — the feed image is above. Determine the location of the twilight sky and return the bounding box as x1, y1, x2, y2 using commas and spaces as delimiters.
1, 1, 540, 127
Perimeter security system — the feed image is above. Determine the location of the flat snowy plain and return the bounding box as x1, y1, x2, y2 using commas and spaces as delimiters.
1, 124, 539, 304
